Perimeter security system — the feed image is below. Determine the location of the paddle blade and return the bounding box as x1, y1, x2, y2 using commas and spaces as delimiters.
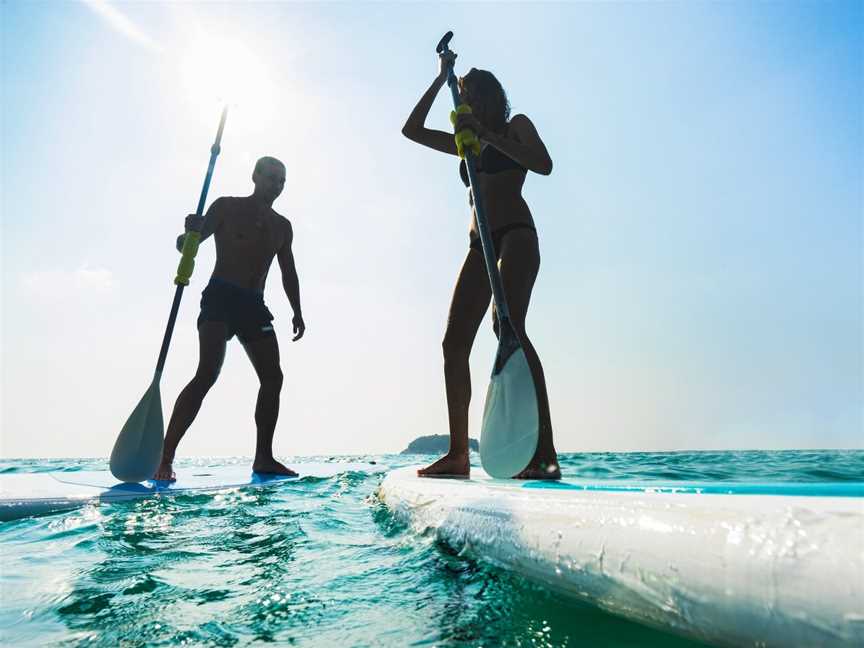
110, 377, 164, 482
480, 347, 540, 478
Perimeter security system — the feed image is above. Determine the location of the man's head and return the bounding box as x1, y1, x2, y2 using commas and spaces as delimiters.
252, 156, 286, 202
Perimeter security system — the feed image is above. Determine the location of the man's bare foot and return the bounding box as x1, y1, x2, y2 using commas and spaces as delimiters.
152, 459, 176, 482
252, 457, 299, 477
417, 452, 470, 478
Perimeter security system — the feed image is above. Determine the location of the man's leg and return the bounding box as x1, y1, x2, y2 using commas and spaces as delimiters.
153, 321, 228, 480
242, 334, 297, 476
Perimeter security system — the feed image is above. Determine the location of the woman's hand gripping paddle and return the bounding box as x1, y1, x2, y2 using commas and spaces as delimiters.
436, 32, 539, 479
109, 107, 228, 483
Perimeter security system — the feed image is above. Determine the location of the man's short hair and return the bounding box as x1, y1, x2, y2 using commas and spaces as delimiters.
254, 156, 285, 174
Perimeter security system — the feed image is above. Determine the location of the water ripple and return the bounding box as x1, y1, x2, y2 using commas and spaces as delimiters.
3, 451, 861, 646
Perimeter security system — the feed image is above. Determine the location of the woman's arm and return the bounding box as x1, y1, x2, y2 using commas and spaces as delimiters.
457, 113, 553, 175
401, 54, 459, 156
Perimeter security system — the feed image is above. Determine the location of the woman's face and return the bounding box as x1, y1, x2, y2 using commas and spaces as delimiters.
460, 82, 490, 126
458, 78, 476, 107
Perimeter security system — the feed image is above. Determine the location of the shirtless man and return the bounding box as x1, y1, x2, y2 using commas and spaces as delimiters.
153, 156, 305, 481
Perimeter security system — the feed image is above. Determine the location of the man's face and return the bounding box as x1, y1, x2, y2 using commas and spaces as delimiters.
254, 162, 286, 200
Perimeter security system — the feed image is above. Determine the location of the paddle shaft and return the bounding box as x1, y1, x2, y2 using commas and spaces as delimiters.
154, 106, 228, 376
437, 34, 522, 373
437, 35, 512, 325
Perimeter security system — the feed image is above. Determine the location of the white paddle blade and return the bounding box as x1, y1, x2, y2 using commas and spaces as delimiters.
110, 377, 164, 482
480, 347, 539, 478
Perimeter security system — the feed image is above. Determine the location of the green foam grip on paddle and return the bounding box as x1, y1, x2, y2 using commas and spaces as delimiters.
174, 231, 201, 286
450, 105, 481, 159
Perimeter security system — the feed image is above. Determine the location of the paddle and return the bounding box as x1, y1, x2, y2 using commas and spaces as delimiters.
109, 107, 229, 482
436, 32, 540, 478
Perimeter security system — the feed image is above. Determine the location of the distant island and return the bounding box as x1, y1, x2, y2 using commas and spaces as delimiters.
401, 434, 479, 454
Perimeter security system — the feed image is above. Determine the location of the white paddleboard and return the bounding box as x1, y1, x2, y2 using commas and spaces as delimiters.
378, 466, 864, 648
0, 462, 384, 522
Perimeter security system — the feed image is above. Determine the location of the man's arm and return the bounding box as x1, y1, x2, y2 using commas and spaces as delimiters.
176, 197, 227, 251
276, 220, 305, 341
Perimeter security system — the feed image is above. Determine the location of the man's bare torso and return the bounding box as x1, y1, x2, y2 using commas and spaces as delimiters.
211, 196, 290, 291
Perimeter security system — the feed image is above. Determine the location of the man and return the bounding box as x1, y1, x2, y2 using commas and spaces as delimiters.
153, 156, 304, 481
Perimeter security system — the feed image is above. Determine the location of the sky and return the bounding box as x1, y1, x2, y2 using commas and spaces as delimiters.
1, 1, 861, 459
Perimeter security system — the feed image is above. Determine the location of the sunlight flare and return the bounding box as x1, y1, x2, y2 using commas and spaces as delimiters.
179, 34, 276, 127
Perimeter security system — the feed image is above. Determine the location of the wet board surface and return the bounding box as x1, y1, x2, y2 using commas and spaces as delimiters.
0, 462, 384, 521
525, 478, 864, 497
378, 466, 864, 648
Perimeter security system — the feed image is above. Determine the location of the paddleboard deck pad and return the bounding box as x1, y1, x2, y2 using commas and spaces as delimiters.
1, 462, 383, 522
378, 466, 864, 647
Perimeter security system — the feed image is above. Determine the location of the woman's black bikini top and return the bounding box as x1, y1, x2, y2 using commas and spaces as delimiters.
459, 145, 526, 187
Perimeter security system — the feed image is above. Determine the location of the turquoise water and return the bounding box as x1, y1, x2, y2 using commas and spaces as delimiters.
1, 450, 862, 647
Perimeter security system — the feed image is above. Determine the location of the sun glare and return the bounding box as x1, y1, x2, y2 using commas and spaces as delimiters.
179, 35, 276, 127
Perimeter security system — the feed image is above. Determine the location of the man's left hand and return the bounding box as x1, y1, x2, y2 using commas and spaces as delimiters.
292, 314, 306, 341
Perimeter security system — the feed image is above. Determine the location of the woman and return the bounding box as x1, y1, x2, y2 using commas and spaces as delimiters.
402, 51, 560, 480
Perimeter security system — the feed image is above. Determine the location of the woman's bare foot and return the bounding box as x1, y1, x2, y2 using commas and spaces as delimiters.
152, 458, 176, 482
514, 462, 561, 480
514, 448, 561, 480
252, 456, 299, 477
417, 452, 470, 478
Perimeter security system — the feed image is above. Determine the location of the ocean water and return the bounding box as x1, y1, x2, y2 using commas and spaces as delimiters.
1, 450, 862, 647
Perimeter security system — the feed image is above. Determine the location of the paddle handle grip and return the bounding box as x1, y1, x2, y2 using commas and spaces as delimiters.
174, 231, 201, 286
436, 31, 453, 54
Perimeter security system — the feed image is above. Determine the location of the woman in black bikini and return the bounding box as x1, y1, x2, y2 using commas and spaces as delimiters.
402, 51, 560, 480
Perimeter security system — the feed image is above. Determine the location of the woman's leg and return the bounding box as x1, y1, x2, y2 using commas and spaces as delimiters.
496, 229, 560, 479
418, 248, 491, 477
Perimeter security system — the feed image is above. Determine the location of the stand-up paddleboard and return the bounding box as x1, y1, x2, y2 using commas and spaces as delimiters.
0, 462, 383, 522
378, 467, 864, 647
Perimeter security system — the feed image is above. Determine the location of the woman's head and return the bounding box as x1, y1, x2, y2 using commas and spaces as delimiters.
458, 68, 510, 133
